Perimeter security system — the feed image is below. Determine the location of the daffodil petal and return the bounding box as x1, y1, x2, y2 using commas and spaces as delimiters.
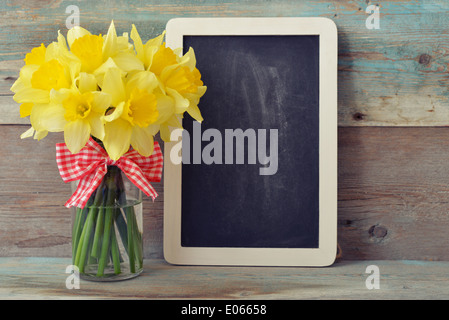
10, 78, 26, 95
146, 31, 166, 48
187, 103, 203, 123
103, 101, 125, 122
146, 123, 160, 136
87, 112, 105, 141
154, 94, 175, 124
180, 47, 197, 71
49, 88, 72, 104
44, 42, 59, 61
33, 129, 48, 141
126, 70, 158, 93
13, 87, 49, 104
102, 68, 125, 106
131, 126, 154, 157
166, 114, 182, 128
159, 123, 172, 142
68, 58, 81, 84
159, 62, 181, 84
113, 52, 144, 72
57, 30, 69, 51
166, 87, 189, 114
141, 33, 168, 72
64, 120, 91, 154
197, 85, 207, 97
93, 57, 121, 88
10, 65, 39, 93
183, 88, 207, 108
31, 103, 66, 132
103, 20, 117, 59
20, 126, 35, 139
117, 33, 133, 52
78, 72, 97, 93
103, 118, 132, 160
91, 91, 112, 113
131, 24, 144, 61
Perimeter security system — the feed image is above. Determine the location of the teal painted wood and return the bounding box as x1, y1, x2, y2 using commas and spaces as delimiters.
1, 0, 449, 125
1, 257, 449, 299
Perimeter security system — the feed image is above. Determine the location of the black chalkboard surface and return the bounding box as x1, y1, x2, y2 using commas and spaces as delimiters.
181, 35, 320, 248
164, 17, 337, 266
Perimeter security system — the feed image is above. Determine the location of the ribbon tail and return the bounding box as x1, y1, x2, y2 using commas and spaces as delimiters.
140, 182, 159, 201
117, 161, 160, 201
125, 171, 159, 201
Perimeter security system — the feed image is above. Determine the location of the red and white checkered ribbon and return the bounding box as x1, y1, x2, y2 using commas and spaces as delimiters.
56, 137, 163, 208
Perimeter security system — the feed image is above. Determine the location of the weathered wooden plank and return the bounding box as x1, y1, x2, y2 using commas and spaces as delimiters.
2, 126, 449, 260
1, 0, 449, 125
338, 127, 449, 260
1, 257, 449, 299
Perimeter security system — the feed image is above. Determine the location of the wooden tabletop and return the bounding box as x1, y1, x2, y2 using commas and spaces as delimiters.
1, 257, 448, 300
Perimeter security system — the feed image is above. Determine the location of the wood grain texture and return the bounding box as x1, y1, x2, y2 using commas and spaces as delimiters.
338, 127, 449, 260
1, 0, 449, 125
2, 126, 449, 261
1, 257, 448, 299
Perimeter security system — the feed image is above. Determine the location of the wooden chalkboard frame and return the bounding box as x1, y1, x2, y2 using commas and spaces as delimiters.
163, 17, 337, 266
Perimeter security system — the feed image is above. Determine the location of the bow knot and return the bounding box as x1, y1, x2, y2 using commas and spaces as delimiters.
106, 158, 118, 166
56, 137, 163, 208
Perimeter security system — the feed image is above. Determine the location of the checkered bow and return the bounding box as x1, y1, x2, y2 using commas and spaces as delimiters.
56, 137, 163, 208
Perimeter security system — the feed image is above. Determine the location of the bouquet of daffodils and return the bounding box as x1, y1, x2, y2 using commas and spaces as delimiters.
10, 21, 206, 279
11, 20, 205, 158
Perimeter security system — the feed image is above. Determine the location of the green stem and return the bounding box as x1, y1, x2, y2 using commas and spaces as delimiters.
91, 206, 104, 259
72, 196, 93, 263
110, 215, 121, 274
126, 209, 135, 273
87, 228, 97, 265
72, 207, 83, 263
74, 207, 96, 273
115, 211, 128, 251
129, 208, 143, 269
73, 181, 105, 273
116, 171, 142, 272
97, 167, 121, 277
97, 207, 113, 276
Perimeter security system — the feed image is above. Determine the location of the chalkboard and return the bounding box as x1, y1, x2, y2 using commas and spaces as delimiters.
164, 18, 337, 266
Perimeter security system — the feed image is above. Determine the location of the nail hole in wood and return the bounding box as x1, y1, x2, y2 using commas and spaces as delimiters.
419, 54, 431, 65
353, 112, 366, 121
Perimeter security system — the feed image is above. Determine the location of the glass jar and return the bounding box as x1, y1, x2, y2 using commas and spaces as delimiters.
71, 166, 143, 281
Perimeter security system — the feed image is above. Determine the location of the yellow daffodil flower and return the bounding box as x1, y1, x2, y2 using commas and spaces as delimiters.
68, 21, 143, 84
101, 68, 168, 160
161, 47, 206, 120
11, 32, 80, 140
130, 26, 206, 142
34, 72, 111, 154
